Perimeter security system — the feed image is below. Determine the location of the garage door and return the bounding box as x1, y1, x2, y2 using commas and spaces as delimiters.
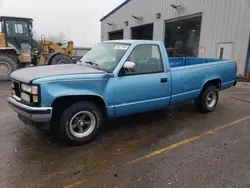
131, 23, 154, 40
109, 30, 124, 40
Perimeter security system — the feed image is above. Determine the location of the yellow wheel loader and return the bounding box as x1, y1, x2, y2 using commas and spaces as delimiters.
0, 16, 74, 81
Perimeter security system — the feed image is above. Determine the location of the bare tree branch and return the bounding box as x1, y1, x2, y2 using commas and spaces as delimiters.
47, 32, 68, 43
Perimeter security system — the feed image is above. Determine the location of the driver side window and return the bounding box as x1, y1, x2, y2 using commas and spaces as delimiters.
124, 44, 163, 75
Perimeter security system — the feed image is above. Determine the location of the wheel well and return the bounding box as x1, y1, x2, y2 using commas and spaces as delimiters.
202, 79, 222, 91
51, 95, 107, 118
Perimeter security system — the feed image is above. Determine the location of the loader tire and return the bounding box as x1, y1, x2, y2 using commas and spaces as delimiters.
50, 54, 74, 65
0, 55, 17, 81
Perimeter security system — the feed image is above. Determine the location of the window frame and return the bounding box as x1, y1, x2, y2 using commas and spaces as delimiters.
120, 44, 164, 76
0, 21, 2, 33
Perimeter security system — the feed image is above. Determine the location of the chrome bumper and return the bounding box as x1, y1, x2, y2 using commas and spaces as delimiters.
8, 96, 52, 122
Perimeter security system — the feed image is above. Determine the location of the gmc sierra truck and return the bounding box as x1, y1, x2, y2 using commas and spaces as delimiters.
8, 40, 237, 145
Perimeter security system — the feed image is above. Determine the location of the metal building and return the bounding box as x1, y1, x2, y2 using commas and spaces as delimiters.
100, 0, 250, 76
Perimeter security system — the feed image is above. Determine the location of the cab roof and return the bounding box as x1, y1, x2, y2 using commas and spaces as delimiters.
0, 16, 33, 21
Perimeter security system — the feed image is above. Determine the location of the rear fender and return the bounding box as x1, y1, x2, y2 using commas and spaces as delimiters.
0, 47, 18, 54
201, 78, 222, 91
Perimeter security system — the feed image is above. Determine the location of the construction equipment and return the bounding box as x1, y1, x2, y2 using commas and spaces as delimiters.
0, 16, 74, 81
35, 35, 74, 66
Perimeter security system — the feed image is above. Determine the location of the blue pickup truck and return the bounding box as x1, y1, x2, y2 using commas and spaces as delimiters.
8, 40, 237, 145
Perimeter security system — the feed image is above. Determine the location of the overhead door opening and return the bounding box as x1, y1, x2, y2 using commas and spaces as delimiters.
131, 23, 154, 40
109, 30, 124, 40
164, 15, 202, 57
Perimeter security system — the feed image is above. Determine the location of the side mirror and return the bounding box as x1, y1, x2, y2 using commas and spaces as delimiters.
123, 61, 136, 70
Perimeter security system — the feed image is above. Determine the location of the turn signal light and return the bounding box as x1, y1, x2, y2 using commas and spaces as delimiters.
33, 96, 39, 103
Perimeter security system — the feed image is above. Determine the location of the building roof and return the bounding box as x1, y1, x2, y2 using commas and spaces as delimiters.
100, 0, 131, 21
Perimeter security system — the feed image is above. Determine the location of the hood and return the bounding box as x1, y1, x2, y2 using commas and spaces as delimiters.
10, 64, 105, 83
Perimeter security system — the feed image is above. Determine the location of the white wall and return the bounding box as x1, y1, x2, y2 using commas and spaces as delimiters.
101, 0, 250, 75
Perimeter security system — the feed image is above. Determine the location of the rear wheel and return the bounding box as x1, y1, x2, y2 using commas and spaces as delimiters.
195, 85, 219, 113
0, 55, 17, 81
50, 54, 74, 65
59, 102, 102, 145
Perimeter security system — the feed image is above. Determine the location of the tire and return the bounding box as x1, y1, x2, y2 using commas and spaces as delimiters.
0, 55, 17, 81
195, 85, 219, 113
59, 102, 102, 145
50, 54, 74, 65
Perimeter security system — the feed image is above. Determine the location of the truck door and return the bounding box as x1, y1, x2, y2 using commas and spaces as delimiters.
114, 44, 171, 117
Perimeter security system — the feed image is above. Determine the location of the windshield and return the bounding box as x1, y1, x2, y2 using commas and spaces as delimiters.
5, 20, 30, 37
78, 42, 130, 72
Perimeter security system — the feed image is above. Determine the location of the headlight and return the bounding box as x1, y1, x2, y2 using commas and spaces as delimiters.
20, 83, 39, 103
21, 84, 39, 95
31, 86, 39, 94
21, 92, 31, 103
21, 84, 32, 93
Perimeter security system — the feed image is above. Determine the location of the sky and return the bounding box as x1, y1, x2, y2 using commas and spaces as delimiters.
0, 0, 124, 47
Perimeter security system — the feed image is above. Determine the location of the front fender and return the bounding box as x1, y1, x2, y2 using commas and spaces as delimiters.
39, 83, 106, 107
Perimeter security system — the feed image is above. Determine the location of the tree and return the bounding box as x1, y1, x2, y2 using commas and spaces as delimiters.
47, 32, 68, 43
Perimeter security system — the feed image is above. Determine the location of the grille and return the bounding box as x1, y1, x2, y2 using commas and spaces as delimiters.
13, 81, 21, 97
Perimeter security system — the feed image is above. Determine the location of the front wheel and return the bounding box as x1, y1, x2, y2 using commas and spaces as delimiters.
59, 102, 102, 145
195, 85, 219, 113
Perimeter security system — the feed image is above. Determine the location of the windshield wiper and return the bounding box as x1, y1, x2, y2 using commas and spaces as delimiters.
85, 61, 99, 67
82, 61, 101, 70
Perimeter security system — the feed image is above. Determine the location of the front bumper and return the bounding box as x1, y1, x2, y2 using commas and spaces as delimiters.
8, 95, 52, 122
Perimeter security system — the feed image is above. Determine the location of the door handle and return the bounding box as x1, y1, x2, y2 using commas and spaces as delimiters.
161, 78, 168, 83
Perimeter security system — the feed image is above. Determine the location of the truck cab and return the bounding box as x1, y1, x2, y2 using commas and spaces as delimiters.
0, 16, 34, 59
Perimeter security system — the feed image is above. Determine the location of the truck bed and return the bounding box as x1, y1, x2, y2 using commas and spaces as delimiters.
168, 57, 236, 106
169, 57, 228, 68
